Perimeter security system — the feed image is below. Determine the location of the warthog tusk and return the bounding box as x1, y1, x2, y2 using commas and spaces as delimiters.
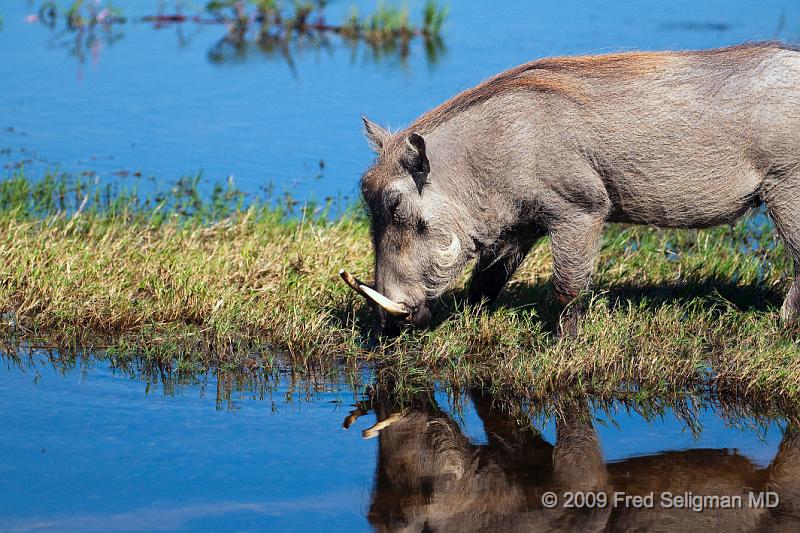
339, 270, 410, 318
362, 411, 406, 439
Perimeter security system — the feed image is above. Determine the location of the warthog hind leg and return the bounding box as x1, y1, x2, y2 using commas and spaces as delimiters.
763, 175, 800, 325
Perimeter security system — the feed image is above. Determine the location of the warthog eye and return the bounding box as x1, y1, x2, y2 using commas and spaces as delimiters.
387, 194, 401, 215
384, 190, 406, 223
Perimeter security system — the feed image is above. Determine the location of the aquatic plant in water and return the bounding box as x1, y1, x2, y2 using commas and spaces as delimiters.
28, 0, 448, 63
36, 0, 126, 29
203, 0, 448, 63
27, 1, 128, 61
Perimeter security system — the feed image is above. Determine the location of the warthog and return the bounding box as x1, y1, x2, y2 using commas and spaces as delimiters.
346, 42, 800, 334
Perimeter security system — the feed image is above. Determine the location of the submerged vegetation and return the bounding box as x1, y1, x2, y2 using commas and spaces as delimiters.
30, 0, 448, 63
2, 171, 799, 405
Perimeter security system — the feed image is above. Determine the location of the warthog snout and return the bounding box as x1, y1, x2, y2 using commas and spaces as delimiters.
383, 301, 431, 331
378, 302, 432, 335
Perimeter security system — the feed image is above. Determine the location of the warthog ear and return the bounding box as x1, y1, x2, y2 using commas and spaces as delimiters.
362, 116, 391, 152
403, 132, 430, 194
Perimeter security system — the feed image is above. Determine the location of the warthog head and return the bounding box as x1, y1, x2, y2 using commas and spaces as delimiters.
355, 117, 477, 330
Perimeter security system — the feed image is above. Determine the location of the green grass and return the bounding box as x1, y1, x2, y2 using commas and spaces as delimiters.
1, 170, 799, 405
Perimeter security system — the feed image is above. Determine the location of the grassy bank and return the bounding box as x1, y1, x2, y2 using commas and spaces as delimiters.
1, 171, 799, 402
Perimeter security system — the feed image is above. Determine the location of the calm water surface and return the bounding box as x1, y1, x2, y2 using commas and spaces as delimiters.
0, 357, 794, 532
1, 0, 798, 201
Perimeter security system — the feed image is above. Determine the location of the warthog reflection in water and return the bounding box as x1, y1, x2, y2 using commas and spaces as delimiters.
346, 392, 800, 532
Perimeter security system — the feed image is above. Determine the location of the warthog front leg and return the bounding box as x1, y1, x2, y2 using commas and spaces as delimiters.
549, 213, 606, 337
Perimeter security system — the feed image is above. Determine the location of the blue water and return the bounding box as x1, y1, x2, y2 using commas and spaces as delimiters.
1, 0, 798, 202
0, 359, 377, 532
0, 357, 789, 532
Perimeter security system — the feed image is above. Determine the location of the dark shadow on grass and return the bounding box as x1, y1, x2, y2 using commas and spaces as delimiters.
498, 275, 783, 326
329, 275, 785, 340
602, 279, 783, 313
440, 276, 783, 333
